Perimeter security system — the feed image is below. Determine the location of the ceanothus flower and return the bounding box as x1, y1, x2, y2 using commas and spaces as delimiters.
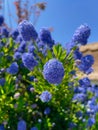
40, 91, 52, 102
28, 44, 35, 53
39, 28, 54, 47
87, 117, 95, 127
22, 53, 38, 71
0, 124, 5, 130
0, 78, 5, 86
72, 93, 86, 102
18, 20, 38, 41
18, 41, 26, 53
78, 55, 94, 74
74, 48, 82, 60
31, 127, 38, 130
44, 107, 51, 115
10, 29, 19, 40
43, 59, 64, 84
72, 24, 91, 45
14, 52, 22, 60
66, 42, 75, 54
0, 15, 4, 26
0, 27, 9, 37
79, 77, 91, 87
17, 120, 26, 130
7, 62, 19, 75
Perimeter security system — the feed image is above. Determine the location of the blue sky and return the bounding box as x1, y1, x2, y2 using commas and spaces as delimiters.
2, 0, 98, 46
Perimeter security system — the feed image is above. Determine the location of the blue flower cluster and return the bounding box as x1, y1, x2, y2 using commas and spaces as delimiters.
73, 77, 98, 127
17, 120, 26, 130
0, 15, 4, 26
38, 28, 54, 48
22, 53, 38, 71
0, 78, 5, 86
40, 90, 52, 102
7, 62, 19, 75
18, 20, 38, 41
0, 27, 9, 38
43, 59, 64, 84
72, 24, 91, 45
10, 29, 19, 40
78, 55, 94, 74
44, 107, 51, 115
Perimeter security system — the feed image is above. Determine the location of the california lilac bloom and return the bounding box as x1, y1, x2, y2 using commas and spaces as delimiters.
0, 27, 9, 37
43, 59, 64, 84
16, 35, 23, 43
40, 91, 52, 102
31, 127, 38, 130
29, 76, 35, 81
74, 48, 82, 60
73, 93, 86, 102
72, 24, 91, 45
18, 41, 26, 53
78, 55, 94, 73
37, 42, 48, 55
68, 122, 77, 128
0, 78, 5, 86
39, 28, 54, 47
28, 44, 35, 53
0, 15, 4, 26
22, 53, 38, 71
39, 28, 52, 43
44, 107, 51, 115
14, 52, 22, 60
7, 62, 19, 75
17, 120, 26, 130
66, 42, 75, 54
87, 117, 95, 127
74, 87, 86, 94
10, 29, 19, 40
79, 77, 91, 87
18, 20, 38, 41
0, 124, 5, 130
85, 67, 94, 75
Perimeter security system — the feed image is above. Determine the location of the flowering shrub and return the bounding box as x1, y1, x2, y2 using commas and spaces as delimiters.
0, 17, 98, 130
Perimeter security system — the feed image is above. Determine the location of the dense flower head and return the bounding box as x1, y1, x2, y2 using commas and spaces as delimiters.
78, 55, 94, 73
0, 78, 5, 86
16, 35, 23, 43
18, 20, 38, 41
10, 29, 19, 40
29, 76, 35, 81
14, 52, 22, 60
18, 41, 26, 53
31, 127, 38, 130
0, 15, 4, 26
87, 117, 95, 127
17, 120, 26, 130
40, 90, 52, 102
22, 53, 38, 71
43, 59, 64, 84
44, 107, 51, 115
39, 28, 54, 47
28, 44, 35, 54
0, 124, 5, 130
0, 27, 9, 37
72, 24, 91, 45
7, 62, 19, 75
66, 42, 75, 54
73, 93, 86, 102
79, 77, 91, 87
74, 48, 82, 60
